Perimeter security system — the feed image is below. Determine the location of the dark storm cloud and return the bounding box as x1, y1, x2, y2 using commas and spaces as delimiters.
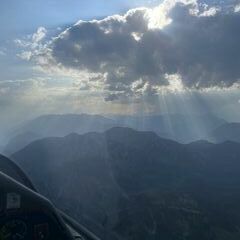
166, 3, 240, 88
24, 1, 240, 100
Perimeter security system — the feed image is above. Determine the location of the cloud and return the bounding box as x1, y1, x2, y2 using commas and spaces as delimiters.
0, 50, 6, 56
15, 26, 47, 61
32, 27, 47, 43
199, 6, 220, 16
0, 47, 7, 56
17, 51, 32, 61
17, 0, 240, 101
235, 4, 240, 13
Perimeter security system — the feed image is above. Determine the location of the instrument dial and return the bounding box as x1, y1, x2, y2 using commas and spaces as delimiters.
0, 220, 27, 240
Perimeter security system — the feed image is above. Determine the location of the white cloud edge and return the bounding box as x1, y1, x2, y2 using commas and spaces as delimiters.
14, 0, 240, 101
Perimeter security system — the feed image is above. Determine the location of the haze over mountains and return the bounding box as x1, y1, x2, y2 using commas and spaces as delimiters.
11, 127, 240, 240
208, 122, 240, 143
113, 114, 226, 143
4, 114, 119, 155
1, 0, 240, 239
3, 113, 240, 156
1, 112, 240, 239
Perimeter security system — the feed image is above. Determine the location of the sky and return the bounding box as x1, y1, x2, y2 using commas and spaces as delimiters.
0, 0, 240, 136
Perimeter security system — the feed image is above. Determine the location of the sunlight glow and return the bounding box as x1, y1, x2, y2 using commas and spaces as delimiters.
146, 0, 197, 29
165, 74, 185, 92
146, 1, 173, 29
131, 32, 143, 41
235, 4, 240, 13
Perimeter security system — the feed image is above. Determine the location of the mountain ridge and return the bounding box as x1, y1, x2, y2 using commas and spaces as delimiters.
208, 122, 240, 143
12, 127, 240, 240
4, 113, 229, 156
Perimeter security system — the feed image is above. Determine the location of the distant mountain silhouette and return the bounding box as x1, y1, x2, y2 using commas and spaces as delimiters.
12, 114, 118, 137
4, 114, 121, 155
4, 131, 42, 155
208, 122, 240, 143
114, 114, 226, 143
12, 127, 240, 240
5, 113, 226, 155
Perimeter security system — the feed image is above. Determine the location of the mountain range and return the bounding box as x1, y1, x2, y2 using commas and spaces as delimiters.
208, 122, 240, 143
11, 127, 240, 240
4, 113, 236, 156
114, 114, 226, 142
4, 114, 121, 155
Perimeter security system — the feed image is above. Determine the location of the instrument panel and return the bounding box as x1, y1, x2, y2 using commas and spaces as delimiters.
0, 213, 68, 240
0, 220, 27, 240
0, 172, 74, 240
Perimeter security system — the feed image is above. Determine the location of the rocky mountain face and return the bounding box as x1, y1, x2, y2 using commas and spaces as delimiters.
12, 127, 240, 240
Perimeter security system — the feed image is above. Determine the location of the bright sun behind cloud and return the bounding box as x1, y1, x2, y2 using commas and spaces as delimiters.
0, 0, 239, 132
